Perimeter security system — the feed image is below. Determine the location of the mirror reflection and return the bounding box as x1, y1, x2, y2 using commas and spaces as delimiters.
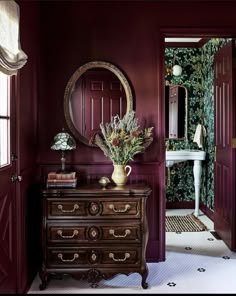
64, 61, 133, 146
165, 84, 188, 141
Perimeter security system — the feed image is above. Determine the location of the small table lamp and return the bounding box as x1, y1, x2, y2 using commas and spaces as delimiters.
51, 129, 76, 173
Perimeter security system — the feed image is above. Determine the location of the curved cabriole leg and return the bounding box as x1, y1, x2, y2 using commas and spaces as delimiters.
88, 269, 100, 288
90, 282, 99, 288
141, 268, 149, 289
39, 271, 49, 290
141, 277, 148, 289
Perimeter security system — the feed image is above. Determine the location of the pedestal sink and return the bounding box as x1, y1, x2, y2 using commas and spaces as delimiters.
166, 150, 206, 217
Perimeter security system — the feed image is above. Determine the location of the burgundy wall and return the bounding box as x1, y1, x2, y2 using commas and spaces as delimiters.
4, 0, 234, 293
38, 1, 163, 262
16, 0, 41, 292
36, 0, 236, 262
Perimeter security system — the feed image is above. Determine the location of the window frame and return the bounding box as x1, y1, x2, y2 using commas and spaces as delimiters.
0, 72, 11, 169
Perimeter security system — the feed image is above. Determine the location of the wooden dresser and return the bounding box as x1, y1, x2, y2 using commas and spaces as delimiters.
39, 183, 151, 290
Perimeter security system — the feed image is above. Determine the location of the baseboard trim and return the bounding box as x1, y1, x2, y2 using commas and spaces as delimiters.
166, 201, 195, 209
166, 201, 214, 222
200, 203, 214, 222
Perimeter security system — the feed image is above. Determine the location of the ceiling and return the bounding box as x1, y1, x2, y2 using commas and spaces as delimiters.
165, 37, 206, 47
165, 38, 202, 43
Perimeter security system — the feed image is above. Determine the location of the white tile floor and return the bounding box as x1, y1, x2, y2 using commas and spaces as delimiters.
28, 209, 236, 294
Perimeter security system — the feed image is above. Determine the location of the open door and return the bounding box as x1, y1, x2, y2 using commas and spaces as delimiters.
214, 40, 236, 251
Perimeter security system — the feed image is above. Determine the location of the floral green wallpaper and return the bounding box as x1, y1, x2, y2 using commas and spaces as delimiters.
165, 38, 230, 210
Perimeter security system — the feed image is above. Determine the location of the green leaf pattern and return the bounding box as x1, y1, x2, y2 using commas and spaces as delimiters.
165, 38, 230, 210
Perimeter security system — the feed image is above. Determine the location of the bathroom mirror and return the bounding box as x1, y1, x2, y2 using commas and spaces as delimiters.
165, 84, 188, 141
64, 61, 133, 146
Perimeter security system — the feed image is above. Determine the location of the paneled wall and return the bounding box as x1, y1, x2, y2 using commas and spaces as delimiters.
35, 1, 236, 262
38, 1, 164, 262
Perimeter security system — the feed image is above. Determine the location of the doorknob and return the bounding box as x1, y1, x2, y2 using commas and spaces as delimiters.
11, 153, 18, 161
11, 174, 22, 183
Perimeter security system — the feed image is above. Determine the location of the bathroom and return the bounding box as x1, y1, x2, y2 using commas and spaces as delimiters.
164, 38, 230, 218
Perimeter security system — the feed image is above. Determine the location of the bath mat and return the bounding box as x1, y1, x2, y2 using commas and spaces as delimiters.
166, 214, 208, 232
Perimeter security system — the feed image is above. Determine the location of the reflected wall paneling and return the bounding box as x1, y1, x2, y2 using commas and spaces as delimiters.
70, 69, 127, 140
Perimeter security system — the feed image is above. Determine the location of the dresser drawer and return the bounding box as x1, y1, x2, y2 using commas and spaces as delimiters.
47, 222, 141, 243
48, 224, 85, 242
47, 198, 140, 219
101, 200, 140, 217
47, 199, 86, 218
40, 185, 151, 290
47, 247, 141, 268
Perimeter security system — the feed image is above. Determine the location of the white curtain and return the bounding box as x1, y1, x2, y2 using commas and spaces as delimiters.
0, 0, 27, 76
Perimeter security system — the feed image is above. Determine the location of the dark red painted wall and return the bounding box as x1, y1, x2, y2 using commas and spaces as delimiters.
1, 0, 233, 293
15, 1, 236, 272
37, 1, 162, 262
35, 1, 236, 262
15, 0, 41, 292
38, 1, 159, 163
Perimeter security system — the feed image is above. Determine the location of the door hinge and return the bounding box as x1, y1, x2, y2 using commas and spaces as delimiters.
233, 58, 236, 69
11, 174, 22, 183
232, 138, 236, 148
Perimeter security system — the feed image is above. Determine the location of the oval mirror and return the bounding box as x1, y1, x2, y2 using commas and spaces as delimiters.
165, 84, 188, 141
64, 61, 134, 146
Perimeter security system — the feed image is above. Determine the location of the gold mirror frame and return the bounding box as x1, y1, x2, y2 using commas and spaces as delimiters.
165, 84, 188, 142
64, 61, 134, 146
183, 85, 188, 142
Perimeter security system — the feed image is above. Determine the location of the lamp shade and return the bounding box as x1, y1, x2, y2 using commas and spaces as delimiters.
51, 131, 76, 151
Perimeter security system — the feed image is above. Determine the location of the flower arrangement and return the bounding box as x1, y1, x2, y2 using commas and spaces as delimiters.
91, 111, 154, 165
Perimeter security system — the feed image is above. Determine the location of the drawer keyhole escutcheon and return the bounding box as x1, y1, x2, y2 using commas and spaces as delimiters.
88, 226, 100, 240
88, 202, 101, 215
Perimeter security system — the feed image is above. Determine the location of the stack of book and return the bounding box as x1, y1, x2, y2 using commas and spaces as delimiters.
46, 172, 77, 188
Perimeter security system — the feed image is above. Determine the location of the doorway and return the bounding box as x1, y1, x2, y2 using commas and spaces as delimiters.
161, 32, 236, 252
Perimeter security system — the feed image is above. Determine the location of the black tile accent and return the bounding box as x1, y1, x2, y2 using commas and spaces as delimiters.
167, 282, 176, 287
222, 256, 230, 260
185, 247, 192, 250
197, 268, 206, 272
210, 231, 222, 240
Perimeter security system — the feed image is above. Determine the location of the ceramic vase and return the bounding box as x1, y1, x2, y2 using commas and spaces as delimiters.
111, 164, 132, 187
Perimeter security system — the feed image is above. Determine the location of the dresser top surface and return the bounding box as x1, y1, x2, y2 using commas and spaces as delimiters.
42, 183, 152, 196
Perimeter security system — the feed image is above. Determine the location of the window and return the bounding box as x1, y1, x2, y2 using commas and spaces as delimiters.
0, 71, 10, 167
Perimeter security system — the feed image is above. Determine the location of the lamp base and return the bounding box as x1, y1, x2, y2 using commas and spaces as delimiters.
56, 169, 71, 174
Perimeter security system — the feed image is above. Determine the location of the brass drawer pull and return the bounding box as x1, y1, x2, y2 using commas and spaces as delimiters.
109, 252, 130, 262
57, 253, 79, 262
109, 204, 131, 213
57, 204, 79, 213
109, 229, 131, 238
57, 229, 79, 239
